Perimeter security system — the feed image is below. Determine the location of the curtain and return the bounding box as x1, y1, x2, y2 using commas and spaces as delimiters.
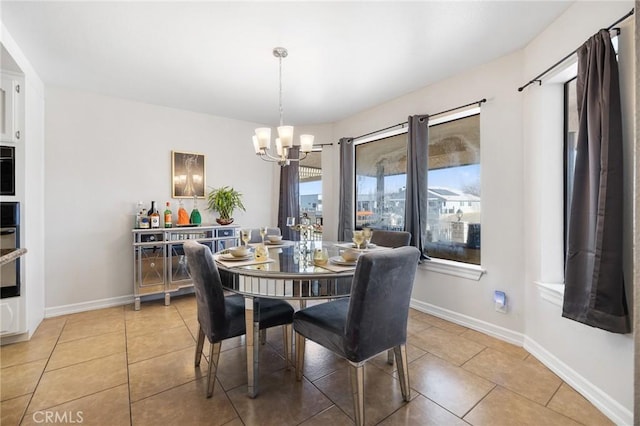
337, 137, 354, 241
563, 29, 629, 333
277, 146, 300, 241
404, 115, 430, 260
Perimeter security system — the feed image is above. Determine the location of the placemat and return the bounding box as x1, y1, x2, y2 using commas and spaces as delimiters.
333, 242, 386, 251
316, 261, 357, 273
214, 255, 276, 269
249, 240, 295, 249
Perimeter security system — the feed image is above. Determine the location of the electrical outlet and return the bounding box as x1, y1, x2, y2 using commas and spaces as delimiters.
494, 290, 507, 313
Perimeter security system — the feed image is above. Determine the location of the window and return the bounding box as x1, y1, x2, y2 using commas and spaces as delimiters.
299, 149, 323, 229
355, 133, 407, 231
354, 111, 481, 265
564, 77, 578, 257
425, 113, 481, 265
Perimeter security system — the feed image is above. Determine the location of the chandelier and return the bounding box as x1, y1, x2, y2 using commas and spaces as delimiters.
252, 47, 314, 166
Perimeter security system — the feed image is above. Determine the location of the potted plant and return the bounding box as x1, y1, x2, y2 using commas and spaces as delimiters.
207, 186, 246, 225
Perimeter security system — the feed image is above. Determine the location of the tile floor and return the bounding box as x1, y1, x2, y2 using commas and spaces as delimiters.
1, 295, 614, 426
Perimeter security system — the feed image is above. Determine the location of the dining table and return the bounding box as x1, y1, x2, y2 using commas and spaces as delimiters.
214, 239, 383, 398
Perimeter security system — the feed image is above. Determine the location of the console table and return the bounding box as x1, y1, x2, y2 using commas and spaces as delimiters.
132, 225, 240, 310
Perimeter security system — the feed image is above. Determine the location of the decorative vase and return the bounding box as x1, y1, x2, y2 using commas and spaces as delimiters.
216, 217, 234, 225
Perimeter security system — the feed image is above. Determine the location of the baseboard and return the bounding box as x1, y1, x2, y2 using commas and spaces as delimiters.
45, 295, 135, 318
408, 298, 631, 425
524, 337, 632, 426
410, 299, 525, 346
44, 288, 196, 318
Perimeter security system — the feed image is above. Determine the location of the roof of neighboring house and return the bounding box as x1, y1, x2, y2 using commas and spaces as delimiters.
428, 187, 480, 202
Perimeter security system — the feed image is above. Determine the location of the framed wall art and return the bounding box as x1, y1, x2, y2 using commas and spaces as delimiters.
172, 151, 206, 198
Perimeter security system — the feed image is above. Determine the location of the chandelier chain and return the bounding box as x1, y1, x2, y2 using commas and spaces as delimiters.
278, 54, 284, 127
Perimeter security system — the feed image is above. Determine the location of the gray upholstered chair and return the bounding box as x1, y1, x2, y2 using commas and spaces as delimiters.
183, 240, 294, 398
369, 229, 411, 248
248, 227, 281, 243
368, 229, 412, 364
293, 246, 420, 426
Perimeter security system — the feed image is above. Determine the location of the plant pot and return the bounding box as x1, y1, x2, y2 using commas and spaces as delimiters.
216, 217, 234, 225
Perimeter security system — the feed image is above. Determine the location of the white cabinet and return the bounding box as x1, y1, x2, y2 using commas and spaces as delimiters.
0, 73, 23, 143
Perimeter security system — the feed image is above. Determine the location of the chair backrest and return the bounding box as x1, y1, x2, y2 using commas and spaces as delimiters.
248, 227, 281, 243
369, 230, 411, 248
344, 246, 420, 362
183, 240, 228, 341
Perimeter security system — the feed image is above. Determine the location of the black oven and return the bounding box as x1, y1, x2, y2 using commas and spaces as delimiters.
0, 146, 16, 196
1, 202, 20, 298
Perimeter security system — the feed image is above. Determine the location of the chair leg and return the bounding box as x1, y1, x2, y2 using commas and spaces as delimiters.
282, 324, 292, 370
387, 348, 395, 365
260, 328, 266, 345
206, 341, 221, 398
195, 326, 205, 367
295, 332, 305, 381
394, 344, 411, 401
348, 362, 365, 426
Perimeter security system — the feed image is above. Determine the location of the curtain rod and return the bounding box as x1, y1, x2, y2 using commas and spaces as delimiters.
352, 98, 487, 141
517, 8, 634, 92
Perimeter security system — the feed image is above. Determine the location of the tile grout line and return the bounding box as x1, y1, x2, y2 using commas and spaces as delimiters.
124, 305, 134, 426
17, 318, 68, 424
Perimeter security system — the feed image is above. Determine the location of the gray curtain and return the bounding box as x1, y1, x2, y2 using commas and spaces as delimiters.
277, 146, 300, 241
404, 115, 430, 260
337, 137, 354, 241
563, 29, 629, 333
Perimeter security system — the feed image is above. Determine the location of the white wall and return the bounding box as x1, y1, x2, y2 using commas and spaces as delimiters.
44, 88, 278, 309
522, 2, 634, 423
328, 1, 634, 423
333, 49, 527, 334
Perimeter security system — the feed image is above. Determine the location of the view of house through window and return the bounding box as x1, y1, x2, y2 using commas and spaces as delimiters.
355, 134, 407, 230
425, 113, 481, 264
355, 112, 481, 265
299, 150, 322, 234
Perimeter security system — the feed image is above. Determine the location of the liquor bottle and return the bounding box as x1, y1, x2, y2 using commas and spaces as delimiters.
164, 202, 172, 228
135, 201, 144, 228
177, 200, 190, 225
140, 208, 150, 229
148, 201, 160, 229
190, 196, 202, 225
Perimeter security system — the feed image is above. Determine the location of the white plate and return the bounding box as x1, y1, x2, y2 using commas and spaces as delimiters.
219, 253, 253, 261
329, 256, 357, 266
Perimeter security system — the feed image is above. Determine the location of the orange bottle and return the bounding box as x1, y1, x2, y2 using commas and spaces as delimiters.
177, 200, 190, 225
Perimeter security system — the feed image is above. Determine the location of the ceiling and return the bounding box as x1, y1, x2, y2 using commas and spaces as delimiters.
0, 1, 573, 126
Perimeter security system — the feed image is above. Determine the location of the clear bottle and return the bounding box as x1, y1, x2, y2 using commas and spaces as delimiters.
190, 196, 202, 225
164, 202, 172, 228
135, 201, 144, 228
148, 201, 161, 229
140, 208, 150, 229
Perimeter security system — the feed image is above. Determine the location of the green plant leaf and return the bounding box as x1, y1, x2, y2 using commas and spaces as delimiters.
207, 186, 246, 219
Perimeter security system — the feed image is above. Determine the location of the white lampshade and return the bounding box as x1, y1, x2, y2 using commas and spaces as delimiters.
252, 135, 261, 153
255, 127, 271, 150
277, 125, 294, 148
300, 134, 314, 153
275, 138, 283, 156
